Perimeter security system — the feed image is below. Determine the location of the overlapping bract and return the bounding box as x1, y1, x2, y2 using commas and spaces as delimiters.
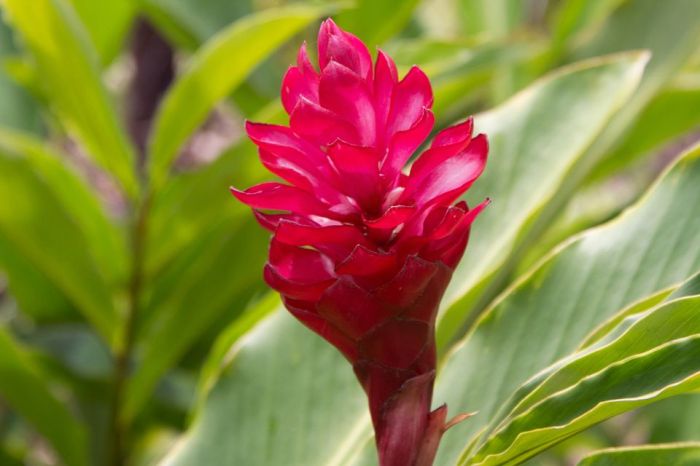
233, 19, 488, 466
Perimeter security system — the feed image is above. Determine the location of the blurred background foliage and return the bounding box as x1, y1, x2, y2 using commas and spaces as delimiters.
0, 0, 698, 465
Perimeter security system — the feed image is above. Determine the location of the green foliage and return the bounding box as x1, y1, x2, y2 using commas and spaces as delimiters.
2, 0, 139, 196
148, 4, 329, 187
578, 443, 700, 466
0, 0, 698, 465
0, 326, 89, 466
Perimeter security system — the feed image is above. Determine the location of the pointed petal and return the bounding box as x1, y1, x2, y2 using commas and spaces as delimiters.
253, 210, 293, 232
374, 49, 398, 140
290, 97, 358, 146
365, 205, 416, 229
386, 66, 433, 138
381, 108, 434, 182
245, 120, 329, 170
403, 133, 488, 207
431, 117, 473, 148
296, 42, 318, 77
230, 182, 329, 215
327, 140, 381, 206
264, 241, 335, 300
319, 61, 376, 145
318, 18, 372, 80
421, 198, 490, 266
281, 65, 319, 114
275, 219, 370, 261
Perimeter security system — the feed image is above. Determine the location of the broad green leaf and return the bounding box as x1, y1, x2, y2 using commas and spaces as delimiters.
573, 0, 700, 177
124, 218, 268, 420
487, 294, 700, 441
437, 52, 648, 347
335, 0, 421, 45
576, 286, 673, 350
0, 148, 119, 343
1, 0, 138, 196
158, 310, 368, 466
0, 326, 88, 466
146, 140, 261, 274
434, 145, 700, 465
578, 443, 700, 466
0, 129, 127, 286
148, 5, 328, 187
590, 85, 700, 182
197, 293, 279, 406
671, 271, 700, 299
468, 335, 700, 465
644, 395, 700, 444
66, 0, 137, 63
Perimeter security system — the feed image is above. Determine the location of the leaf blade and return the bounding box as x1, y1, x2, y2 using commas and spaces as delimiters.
147, 5, 328, 186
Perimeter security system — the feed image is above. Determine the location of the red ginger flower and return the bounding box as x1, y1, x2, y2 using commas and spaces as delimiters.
232, 19, 488, 466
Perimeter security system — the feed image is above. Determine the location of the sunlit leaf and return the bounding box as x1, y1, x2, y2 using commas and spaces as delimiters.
434, 145, 700, 465
2, 0, 139, 195
437, 52, 648, 347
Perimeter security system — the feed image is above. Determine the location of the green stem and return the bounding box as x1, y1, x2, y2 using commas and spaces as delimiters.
108, 194, 151, 466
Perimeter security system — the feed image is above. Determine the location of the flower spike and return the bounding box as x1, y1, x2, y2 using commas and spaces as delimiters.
233, 18, 489, 466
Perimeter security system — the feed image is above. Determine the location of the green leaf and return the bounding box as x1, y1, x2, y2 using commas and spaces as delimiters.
0, 326, 88, 466
471, 293, 700, 463
644, 395, 700, 444
0, 147, 119, 343
590, 85, 700, 182
0, 129, 127, 286
66, 0, 137, 63
578, 443, 700, 466
549, 0, 626, 54
576, 286, 673, 350
437, 52, 648, 347
456, 0, 525, 102
387, 38, 541, 124
145, 101, 285, 275
457, 0, 522, 39
468, 335, 700, 465
434, 145, 700, 465
158, 310, 368, 466
124, 218, 268, 420
515, 294, 700, 415
197, 293, 279, 407
147, 5, 328, 187
335, 0, 421, 45
2, 0, 138, 196
573, 0, 700, 177
142, 0, 252, 46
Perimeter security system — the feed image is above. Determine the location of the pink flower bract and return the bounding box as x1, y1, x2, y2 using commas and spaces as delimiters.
233, 19, 489, 466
